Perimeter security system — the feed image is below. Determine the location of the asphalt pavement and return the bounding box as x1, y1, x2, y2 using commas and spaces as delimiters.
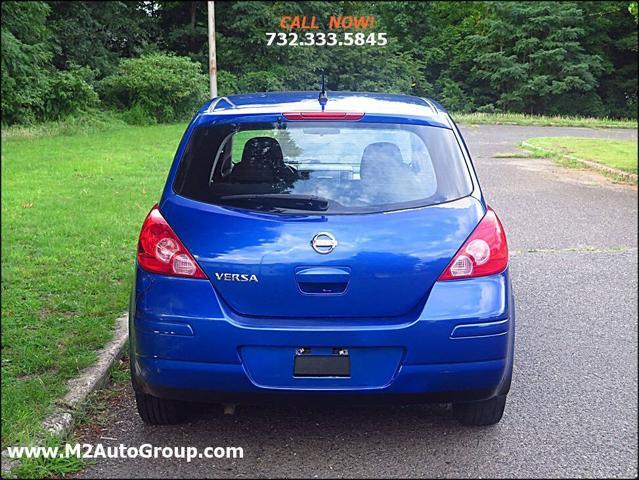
76, 124, 638, 478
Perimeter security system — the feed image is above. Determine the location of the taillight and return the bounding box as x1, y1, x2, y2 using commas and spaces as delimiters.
282, 112, 364, 120
137, 205, 207, 279
438, 207, 508, 280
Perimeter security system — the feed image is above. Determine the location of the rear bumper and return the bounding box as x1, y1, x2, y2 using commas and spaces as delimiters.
130, 266, 515, 403
133, 357, 509, 405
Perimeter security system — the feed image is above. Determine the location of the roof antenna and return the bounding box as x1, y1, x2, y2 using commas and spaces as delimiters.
318, 69, 328, 111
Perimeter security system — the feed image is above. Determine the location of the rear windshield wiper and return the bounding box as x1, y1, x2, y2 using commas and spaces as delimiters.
217, 194, 330, 212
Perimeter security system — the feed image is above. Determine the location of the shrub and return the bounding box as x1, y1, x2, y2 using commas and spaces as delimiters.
44, 67, 99, 121
1, 67, 98, 125
237, 71, 284, 93
476, 103, 498, 114
1, 2, 53, 125
435, 77, 474, 113
1, 70, 51, 125
217, 70, 240, 96
99, 53, 208, 123
120, 103, 157, 125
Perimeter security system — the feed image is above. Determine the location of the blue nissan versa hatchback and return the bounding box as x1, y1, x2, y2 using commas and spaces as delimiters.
130, 91, 514, 426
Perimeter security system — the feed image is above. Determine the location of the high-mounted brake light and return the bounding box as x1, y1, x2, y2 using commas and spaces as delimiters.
137, 205, 207, 279
438, 207, 508, 280
283, 112, 364, 121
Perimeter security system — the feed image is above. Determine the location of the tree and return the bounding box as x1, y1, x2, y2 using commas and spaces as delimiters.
2, 0, 637, 124
1, 1, 53, 124
155, 1, 209, 67
578, 1, 638, 118
47, 1, 158, 78
468, 2, 607, 116
375, 1, 486, 110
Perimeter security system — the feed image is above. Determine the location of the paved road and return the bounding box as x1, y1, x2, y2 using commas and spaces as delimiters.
77, 125, 638, 478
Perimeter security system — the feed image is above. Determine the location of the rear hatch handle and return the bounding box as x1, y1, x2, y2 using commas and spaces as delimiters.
295, 266, 351, 295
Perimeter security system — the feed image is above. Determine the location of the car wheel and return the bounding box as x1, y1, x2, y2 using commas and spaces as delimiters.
135, 392, 184, 425
453, 394, 507, 426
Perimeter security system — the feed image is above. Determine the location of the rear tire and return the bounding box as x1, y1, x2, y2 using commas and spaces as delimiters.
453, 394, 507, 426
135, 392, 184, 425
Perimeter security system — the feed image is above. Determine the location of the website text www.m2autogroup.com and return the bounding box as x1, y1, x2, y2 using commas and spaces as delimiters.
6, 443, 244, 462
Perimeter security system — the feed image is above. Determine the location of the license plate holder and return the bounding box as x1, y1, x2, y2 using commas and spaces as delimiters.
294, 354, 350, 377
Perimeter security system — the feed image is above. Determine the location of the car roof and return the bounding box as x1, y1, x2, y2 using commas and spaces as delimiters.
199, 91, 449, 122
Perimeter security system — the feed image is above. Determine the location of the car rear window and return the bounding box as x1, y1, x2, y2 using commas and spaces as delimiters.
173, 122, 473, 214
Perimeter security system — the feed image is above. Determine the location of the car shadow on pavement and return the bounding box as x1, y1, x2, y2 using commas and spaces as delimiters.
136, 394, 468, 452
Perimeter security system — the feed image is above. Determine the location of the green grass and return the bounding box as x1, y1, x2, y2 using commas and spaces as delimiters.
7, 432, 86, 479
1, 121, 187, 450
522, 137, 638, 175
455, 112, 637, 129
1, 110, 130, 141
7, 356, 130, 479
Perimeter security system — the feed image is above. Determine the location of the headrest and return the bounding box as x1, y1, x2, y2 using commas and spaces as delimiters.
229, 136, 291, 185
360, 142, 405, 180
241, 137, 284, 165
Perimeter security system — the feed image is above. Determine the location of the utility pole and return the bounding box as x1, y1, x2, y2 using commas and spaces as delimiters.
207, 1, 217, 98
